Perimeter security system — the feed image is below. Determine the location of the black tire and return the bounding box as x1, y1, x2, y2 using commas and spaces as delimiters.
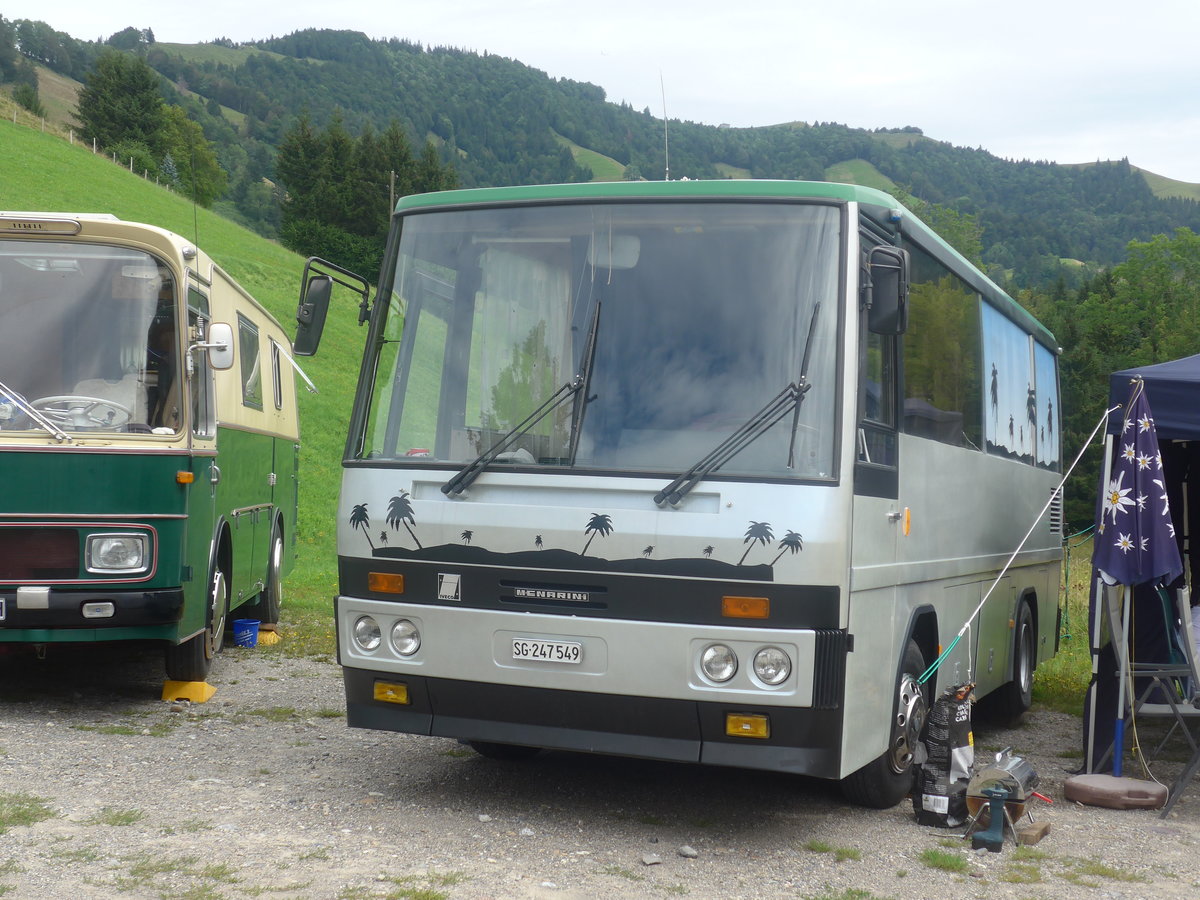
840, 639, 929, 809
468, 740, 542, 761
165, 565, 228, 682
990, 601, 1035, 724
248, 523, 283, 627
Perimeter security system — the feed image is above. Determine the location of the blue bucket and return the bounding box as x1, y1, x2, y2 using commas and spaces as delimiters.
232, 618, 261, 648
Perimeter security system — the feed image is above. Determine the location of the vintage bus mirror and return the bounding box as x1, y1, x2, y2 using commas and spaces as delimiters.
294, 274, 332, 357
202, 322, 235, 370
866, 246, 910, 335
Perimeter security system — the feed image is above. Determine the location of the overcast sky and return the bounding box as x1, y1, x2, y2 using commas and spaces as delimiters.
10, 1, 1200, 183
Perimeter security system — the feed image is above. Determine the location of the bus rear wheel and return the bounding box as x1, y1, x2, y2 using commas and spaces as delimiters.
989, 600, 1035, 724
249, 523, 283, 627
165, 565, 228, 683
840, 639, 928, 809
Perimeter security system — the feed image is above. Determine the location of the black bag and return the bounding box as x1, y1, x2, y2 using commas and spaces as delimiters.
913, 683, 974, 827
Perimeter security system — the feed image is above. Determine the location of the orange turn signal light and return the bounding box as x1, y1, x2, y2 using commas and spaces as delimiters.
367, 572, 405, 594
722, 595, 769, 619
373, 681, 410, 704
176, 471, 195, 484
726, 713, 770, 739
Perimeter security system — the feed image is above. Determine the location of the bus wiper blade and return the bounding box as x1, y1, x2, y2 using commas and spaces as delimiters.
567, 299, 602, 463
653, 380, 809, 508
0, 378, 72, 443
442, 376, 583, 497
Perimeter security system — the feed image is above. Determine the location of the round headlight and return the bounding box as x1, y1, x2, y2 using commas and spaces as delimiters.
352, 615, 381, 651
390, 619, 421, 656
753, 646, 791, 685
700, 644, 738, 682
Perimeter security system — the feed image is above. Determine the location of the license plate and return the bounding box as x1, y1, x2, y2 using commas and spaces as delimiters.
512, 637, 582, 664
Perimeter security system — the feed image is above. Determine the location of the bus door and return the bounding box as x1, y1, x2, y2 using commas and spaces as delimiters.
225, 313, 274, 604
183, 288, 219, 636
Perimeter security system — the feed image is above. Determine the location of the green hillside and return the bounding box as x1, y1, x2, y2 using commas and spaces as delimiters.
0, 119, 354, 618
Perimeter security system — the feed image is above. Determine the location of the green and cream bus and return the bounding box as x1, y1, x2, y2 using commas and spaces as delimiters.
0, 212, 302, 682
301, 180, 1063, 807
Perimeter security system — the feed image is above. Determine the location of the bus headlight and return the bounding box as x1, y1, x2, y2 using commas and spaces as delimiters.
352, 615, 382, 652
86, 534, 148, 573
753, 647, 791, 685
700, 644, 737, 682
390, 619, 421, 656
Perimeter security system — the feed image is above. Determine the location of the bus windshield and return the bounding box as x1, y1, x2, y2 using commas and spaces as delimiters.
358, 201, 842, 479
0, 240, 181, 436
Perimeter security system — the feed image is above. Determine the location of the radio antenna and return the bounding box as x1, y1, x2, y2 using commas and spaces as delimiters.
660, 70, 670, 181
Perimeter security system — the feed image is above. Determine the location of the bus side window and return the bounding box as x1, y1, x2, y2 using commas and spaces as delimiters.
858, 329, 897, 467
189, 290, 216, 439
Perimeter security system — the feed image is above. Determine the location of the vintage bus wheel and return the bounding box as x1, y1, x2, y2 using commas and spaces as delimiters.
255, 525, 283, 626
989, 601, 1035, 724
165, 566, 228, 682
840, 640, 928, 808
468, 741, 541, 761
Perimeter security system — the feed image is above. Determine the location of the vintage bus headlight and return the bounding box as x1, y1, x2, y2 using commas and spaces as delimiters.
390, 619, 421, 656
352, 615, 382, 652
700, 644, 738, 682
85, 534, 148, 573
753, 647, 791, 685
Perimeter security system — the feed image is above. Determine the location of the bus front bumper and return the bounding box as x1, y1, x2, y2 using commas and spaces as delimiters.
0, 588, 184, 639
343, 666, 844, 779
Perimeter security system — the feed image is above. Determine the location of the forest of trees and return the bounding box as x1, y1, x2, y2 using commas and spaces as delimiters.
4, 19, 1200, 525
274, 114, 457, 277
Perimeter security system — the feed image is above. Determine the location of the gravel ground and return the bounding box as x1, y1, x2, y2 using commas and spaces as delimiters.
1, 641, 1198, 900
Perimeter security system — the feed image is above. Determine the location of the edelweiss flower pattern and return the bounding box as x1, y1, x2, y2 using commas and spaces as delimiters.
1092, 384, 1182, 586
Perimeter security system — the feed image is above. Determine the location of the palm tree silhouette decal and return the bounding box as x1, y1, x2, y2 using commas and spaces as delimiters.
535, 535, 543, 550
349, 503, 376, 552
738, 521, 774, 565
379, 530, 388, 546
642, 545, 654, 558
771, 530, 804, 565
386, 490, 422, 548
702, 545, 714, 559
461, 530, 473, 545
581, 513, 614, 555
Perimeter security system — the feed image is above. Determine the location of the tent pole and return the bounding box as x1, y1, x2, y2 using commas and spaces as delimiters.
1086, 432, 1116, 773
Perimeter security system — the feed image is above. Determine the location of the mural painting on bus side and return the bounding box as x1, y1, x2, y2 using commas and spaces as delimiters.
983, 304, 1059, 469
348, 494, 804, 582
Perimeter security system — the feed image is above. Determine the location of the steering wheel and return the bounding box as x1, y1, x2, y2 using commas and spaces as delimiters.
31, 395, 134, 429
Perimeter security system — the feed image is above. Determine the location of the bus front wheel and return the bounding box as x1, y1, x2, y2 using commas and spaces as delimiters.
840, 639, 928, 809
165, 565, 228, 682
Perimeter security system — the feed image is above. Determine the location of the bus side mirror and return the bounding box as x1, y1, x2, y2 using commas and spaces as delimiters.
205, 322, 235, 370
866, 246, 909, 335
294, 274, 332, 357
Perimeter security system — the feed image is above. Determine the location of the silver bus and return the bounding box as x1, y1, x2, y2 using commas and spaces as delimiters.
300, 180, 1062, 806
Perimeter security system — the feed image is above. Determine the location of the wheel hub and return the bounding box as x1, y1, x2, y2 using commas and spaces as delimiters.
890, 672, 927, 774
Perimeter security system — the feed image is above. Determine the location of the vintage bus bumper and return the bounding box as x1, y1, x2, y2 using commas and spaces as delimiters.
344, 667, 844, 777
0, 588, 184, 641
337, 596, 848, 779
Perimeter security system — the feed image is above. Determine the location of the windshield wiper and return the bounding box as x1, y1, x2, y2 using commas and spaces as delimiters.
653, 302, 821, 508
442, 300, 602, 497
0, 378, 72, 442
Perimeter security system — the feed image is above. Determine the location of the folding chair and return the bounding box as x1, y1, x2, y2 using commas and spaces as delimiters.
1121, 586, 1200, 817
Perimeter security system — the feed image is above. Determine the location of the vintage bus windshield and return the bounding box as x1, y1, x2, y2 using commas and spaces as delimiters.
0, 240, 180, 435
358, 201, 842, 479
